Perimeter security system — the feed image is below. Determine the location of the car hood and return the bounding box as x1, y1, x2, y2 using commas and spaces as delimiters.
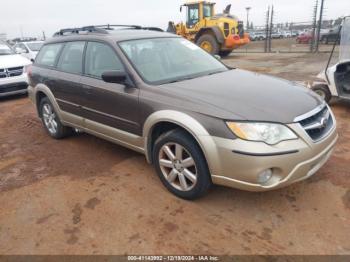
0, 54, 31, 68
161, 69, 322, 123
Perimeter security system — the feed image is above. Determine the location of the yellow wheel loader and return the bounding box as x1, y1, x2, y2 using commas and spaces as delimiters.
167, 1, 250, 56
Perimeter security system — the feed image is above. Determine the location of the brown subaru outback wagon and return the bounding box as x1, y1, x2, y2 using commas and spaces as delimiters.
28, 25, 338, 199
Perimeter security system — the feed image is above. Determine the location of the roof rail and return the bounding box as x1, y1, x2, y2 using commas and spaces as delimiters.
53, 24, 163, 37
94, 24, 143, 30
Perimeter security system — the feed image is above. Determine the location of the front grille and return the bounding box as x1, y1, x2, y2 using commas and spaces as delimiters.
299, 105, 334, 141
7, 67, 24, 77
0, 68, 6, 78
0, 82, 28, 94
0, 67, 24, 78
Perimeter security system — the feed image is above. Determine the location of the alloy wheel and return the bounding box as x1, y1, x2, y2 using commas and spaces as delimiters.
158, 143, 198, 191
42, 103, 58, 135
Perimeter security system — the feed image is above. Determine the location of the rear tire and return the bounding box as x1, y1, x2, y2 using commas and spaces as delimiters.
153, 129, 212, 200
196, 34, 220, 55
312, 84, 332, 103
39, 97, 73, 139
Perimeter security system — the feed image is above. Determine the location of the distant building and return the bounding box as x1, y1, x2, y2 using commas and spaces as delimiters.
0, 33, 7, 41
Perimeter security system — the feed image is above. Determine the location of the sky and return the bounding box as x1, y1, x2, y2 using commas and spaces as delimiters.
0, 0, 349, 39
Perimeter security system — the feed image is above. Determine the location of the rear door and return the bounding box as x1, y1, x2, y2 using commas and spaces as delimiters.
53, 41, 86, 118
80, 41, 140, 135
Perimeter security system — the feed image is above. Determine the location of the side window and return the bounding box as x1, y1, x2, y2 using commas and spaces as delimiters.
35, 43, 63, 67
85, 42, 124, 79
203, 5, 212, 18
57, 41, 85, 74
18, 43, 28, 52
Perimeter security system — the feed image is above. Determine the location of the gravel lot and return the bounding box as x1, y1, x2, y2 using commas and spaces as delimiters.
0, 52, 349, 255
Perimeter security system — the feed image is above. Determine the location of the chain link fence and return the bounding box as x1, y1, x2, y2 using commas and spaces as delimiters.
236, 20, 341, 53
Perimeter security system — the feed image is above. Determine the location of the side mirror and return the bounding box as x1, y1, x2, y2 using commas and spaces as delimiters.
101, 70, 127, 84
180, 5, 183, 12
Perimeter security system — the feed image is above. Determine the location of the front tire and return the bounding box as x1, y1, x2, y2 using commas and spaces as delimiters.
39, 97, 72, 139
312, 84, 332, 103
153, 129, 212, 200
196, 34, 220, 55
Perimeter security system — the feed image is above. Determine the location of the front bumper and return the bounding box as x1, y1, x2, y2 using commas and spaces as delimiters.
0, 73, 28, 97
205, 122, 338, 192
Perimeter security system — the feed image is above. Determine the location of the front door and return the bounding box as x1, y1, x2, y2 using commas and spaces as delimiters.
80, 41, 140, 135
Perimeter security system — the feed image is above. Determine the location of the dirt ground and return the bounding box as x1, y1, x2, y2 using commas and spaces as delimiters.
0, 53, 349, 255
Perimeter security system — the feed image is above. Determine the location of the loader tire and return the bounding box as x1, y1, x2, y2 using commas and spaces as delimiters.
196, 34, 220, 55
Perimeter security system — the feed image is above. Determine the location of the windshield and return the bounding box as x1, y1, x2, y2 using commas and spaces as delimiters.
27, 42, 43, 51
340, 17, 350, 62
119, 38, 228, 85
0, 42, 15, 55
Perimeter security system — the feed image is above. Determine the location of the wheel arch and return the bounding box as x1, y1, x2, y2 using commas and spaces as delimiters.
143, 110, 219, 174
33, 84, 62, 118
195, 26, 225, 44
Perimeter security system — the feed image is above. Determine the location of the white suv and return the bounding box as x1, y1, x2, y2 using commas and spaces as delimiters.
13, 41, 44, 62
0, 41, 31, 97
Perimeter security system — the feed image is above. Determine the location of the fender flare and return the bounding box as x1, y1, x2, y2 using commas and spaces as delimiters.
142, 110, 220, 174
195, 26, 225, 44
32, 84, 62, 118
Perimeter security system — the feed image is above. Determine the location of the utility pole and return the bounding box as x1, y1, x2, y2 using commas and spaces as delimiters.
264, 6, 270, 53
20, 26, 23, 38
310, 0, 319, 52
315, 0, 325, 52
269, 5, 274, 52
246, 7, 251, 31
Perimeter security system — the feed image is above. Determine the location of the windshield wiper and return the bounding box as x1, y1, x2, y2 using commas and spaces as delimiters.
164, 70, 227, 84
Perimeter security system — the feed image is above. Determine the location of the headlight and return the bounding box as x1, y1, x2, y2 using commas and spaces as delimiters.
226, 122, 297, 145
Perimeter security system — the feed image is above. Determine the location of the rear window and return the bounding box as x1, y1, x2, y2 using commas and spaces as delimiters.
35, 43, 63, 67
